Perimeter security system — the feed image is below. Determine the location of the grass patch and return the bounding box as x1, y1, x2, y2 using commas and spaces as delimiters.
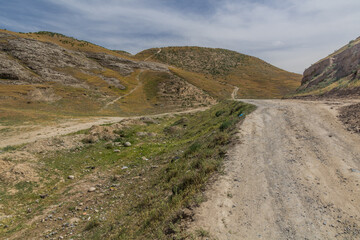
0, 101, 255, 239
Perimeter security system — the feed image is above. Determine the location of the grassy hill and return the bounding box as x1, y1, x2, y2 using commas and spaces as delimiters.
0, 29, 301, 128
136, 46, 302, 99
0, 30, 214, 127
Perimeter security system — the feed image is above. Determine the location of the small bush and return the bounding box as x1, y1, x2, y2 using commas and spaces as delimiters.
2, 145, 17, 152
215, 110, 225, 117
219, 120, 233, 131
85, 220, 100, 231
184, 142, 201, 156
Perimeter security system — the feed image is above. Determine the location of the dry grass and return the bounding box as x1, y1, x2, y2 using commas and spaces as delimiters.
136, 46, 301, 99
170, 67, 233, 99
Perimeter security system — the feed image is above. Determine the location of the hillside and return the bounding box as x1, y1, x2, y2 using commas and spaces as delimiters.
0, 29, 300, 127
0, 30, 214, 126
293, 36, 360, 98
136, 46, 302, 99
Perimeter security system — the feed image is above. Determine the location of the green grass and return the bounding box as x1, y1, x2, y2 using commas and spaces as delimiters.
0, 101, 255, 239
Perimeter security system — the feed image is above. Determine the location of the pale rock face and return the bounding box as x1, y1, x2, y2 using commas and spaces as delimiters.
300, 37, 360, 97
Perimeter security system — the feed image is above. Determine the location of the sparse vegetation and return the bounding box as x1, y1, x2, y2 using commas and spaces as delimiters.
137, 46, 301, 99
0, 101, 255, 239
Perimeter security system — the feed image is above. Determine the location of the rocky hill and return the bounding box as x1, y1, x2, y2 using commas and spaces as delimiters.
294, 37, 360, 98
0, 29, 300, 125
0, 30, 215, 125
136, 46, 301, 99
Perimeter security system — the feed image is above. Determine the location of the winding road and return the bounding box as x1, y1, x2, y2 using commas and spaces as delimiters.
191, 99, 360, 239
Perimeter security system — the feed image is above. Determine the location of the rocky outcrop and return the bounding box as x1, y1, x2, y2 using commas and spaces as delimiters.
298, 37, 360, 97
85, 52, 168, 75
157, 74, 216, 107
0, 32, 100, 86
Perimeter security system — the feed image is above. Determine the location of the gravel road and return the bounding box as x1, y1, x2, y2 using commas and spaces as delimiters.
191, 99, 360, 239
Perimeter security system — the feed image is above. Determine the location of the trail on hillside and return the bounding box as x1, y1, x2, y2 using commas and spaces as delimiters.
191, 99, 360, 239
231, 86, 239, 100
0, 106, 210, 148
144, 48, 162, 61
101, 70, 143, 110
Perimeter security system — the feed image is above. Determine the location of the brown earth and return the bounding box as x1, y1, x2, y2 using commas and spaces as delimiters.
190, 99, 360, 239
338, 103, 360, 134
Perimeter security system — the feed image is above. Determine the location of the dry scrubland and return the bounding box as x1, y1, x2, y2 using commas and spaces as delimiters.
0, 101, 255, 239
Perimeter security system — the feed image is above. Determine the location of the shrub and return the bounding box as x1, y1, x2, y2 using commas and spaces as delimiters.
85, 220, 100, 231
184, 142, 201, 156
215, 110, 225, 117
219, 120, 233, 131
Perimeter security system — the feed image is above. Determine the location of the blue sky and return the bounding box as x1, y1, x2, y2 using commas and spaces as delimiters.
1, 0, 360, 73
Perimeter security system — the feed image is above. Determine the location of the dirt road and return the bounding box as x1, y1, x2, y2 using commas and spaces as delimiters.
0, 107, 210, 148
191, 99, 360, 239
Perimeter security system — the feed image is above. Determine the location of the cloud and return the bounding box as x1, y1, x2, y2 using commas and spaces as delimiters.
1, 0, 360, 73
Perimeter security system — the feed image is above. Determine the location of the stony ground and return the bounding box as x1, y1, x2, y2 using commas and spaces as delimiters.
338, 102, 360, 134
190, 99, 360, 239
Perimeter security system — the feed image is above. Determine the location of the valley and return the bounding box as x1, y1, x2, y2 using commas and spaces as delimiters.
0, 28, 359, 240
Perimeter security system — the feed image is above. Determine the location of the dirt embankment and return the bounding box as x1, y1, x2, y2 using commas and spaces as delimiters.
338, 102, 360, 134
190, 99, 360, 239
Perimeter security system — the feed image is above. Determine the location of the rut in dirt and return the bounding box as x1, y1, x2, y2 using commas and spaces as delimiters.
191, 99, 360, 240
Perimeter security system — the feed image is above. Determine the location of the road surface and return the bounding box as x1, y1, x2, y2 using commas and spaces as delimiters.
191, 99, 360, 239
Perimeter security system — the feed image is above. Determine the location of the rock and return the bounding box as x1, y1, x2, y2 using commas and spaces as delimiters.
113, 149, 120, 153
181, 208, 194, 219
88, 187, 96, 192
68, 175, 75, 180
82, 135, 99, 144
69, 217, 80, 224
40, 194, 48, 199
163, 126, 182, 134
122, 166, 128, 170
136, 132, 148, 137
140, 117, 159, 124
124, 142, 131, 147
299, 37, 360, 97
173, 117, 188, 126
141, 156, 149, 161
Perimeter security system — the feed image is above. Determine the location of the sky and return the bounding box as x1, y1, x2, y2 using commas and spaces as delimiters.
1, 0, 360, 73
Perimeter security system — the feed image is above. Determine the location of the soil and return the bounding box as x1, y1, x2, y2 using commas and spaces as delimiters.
338, 103, 360, 134
190, 99, 360, 239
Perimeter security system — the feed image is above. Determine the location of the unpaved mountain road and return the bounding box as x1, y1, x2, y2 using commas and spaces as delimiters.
191, 99, 360, 240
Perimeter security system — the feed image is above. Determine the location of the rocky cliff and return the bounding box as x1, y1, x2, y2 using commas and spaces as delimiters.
295, 37, 360, 98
